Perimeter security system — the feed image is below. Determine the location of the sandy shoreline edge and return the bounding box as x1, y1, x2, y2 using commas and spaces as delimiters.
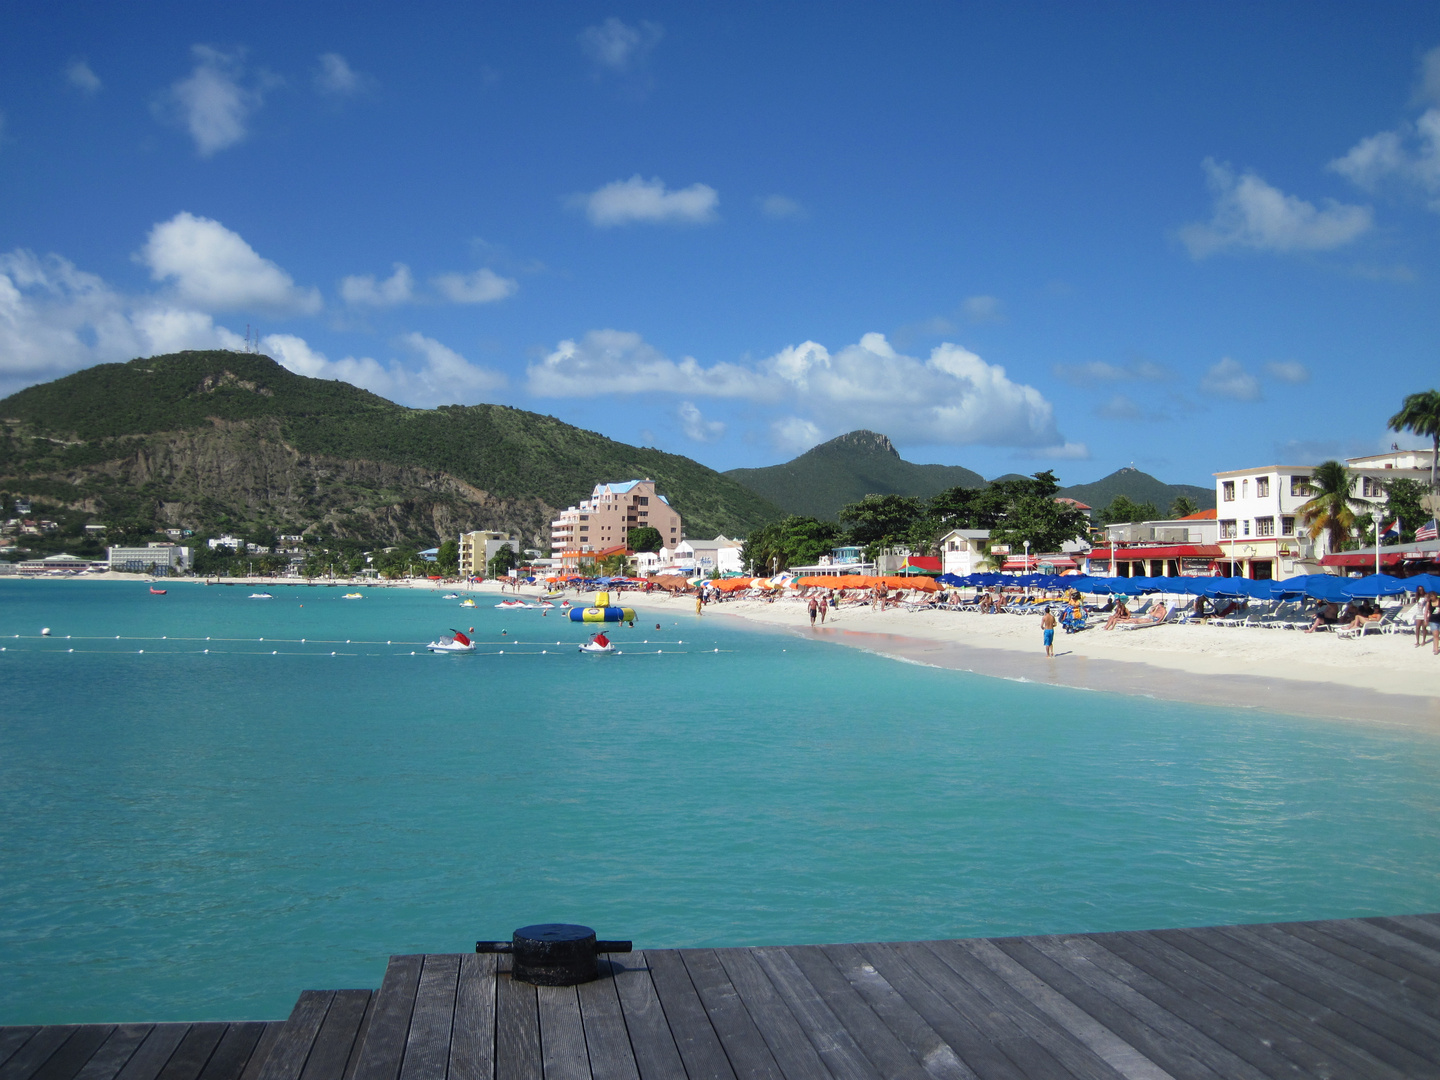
12, 574, 1440, 729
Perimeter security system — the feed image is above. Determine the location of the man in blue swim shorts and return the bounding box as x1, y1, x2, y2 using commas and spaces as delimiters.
1040, 607, 1058, 657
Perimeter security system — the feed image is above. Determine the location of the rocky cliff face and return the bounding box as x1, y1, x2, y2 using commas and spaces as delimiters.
4, 417, 556, 546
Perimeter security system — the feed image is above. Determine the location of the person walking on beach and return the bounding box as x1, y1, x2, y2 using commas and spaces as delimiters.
1415, 586, 1432, 648
808, 596, 819, 627
1040, 607, 1057, 657
819, 595, 828, 624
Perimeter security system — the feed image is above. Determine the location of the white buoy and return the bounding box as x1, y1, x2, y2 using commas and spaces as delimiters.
138, 650, 144, 654
68, 649, 73, 653
272, 650, 277, 655
204, 649, 209, 653
41, 628, 51, 636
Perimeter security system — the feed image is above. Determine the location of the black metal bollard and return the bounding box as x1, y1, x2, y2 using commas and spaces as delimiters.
476, 923, 632, 985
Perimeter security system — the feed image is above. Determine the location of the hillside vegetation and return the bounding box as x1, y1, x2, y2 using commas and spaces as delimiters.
0, 351, 784, 546
725, 430, 985, 519
1057, 467, 1214, 515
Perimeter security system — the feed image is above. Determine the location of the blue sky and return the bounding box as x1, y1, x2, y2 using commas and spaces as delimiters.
2, 3, 1439, 487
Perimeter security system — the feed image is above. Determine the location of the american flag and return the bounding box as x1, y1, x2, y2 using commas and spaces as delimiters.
1418, 519, 1439, 542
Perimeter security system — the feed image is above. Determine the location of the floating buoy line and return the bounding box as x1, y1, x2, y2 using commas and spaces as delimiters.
0, 632, 732, 659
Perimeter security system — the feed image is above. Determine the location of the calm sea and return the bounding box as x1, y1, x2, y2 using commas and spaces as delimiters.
2, 580, 1438, 1023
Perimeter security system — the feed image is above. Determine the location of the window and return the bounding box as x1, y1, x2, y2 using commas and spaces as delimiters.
1222, 481, 1235, 502
1362, 477, 1384, 498
1282, 515, 1296, 535
1242, 479, 1249, 498
1256, 517, 1274, 537
1242, 520, 1251, 536
637, 497, 649, 506
1256, 477, 1270, 498
1220, 519, 1237, 539
1290, 476, 1310, 496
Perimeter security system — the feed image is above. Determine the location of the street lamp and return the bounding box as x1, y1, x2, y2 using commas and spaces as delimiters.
1023, 539, 1030, 570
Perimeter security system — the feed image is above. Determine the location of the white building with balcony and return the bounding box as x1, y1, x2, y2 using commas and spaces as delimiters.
1213, 450, 1431, 579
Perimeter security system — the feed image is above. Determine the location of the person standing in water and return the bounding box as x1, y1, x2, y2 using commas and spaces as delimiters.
1041, 607, 1057, 657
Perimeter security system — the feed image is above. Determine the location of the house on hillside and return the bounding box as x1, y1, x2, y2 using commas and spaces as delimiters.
551, 479, 682, 570
1054, 497, 1093, 521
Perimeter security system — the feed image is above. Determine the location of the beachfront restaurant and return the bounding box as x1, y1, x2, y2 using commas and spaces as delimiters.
1085, 513, 1222, 577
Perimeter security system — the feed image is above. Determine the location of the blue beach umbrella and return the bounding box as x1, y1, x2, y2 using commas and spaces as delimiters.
1345, 573, 1411, 597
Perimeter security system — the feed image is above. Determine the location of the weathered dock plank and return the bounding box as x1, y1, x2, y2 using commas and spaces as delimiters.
8, 914, 1440, 1080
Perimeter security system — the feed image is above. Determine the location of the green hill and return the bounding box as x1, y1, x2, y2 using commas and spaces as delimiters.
0, 350, 784, 546
1058, 467, 1215, 515
725, 430, 985, 519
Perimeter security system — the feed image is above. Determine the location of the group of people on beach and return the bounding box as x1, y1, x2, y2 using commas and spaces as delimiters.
807, 594, 831, 627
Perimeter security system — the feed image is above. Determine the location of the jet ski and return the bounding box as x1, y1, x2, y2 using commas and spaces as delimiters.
579, 632, 618, 655
427, 629, 476, 653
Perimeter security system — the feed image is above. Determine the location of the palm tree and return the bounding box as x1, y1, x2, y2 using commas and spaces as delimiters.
1388, 390, 1440, 492
1169, 495, 1199, 518
1299, 460, 1368, 555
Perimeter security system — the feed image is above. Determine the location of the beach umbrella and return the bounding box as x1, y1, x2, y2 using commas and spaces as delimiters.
1344, 573, 1410, 597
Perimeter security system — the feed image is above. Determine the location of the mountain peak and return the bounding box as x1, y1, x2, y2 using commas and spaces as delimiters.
817, 430, 898, 457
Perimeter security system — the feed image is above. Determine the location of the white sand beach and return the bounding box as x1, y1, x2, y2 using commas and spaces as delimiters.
512, 583, 1440, 728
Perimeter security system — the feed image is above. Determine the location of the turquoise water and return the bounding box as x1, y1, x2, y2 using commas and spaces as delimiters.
2, 580, 1439, 1024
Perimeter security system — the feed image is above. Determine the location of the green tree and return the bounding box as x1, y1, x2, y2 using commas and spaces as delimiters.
838, 494, 923, 546
627, 526, 663, 552
435, 539, 460, 576
1169, 495, 1199, 518
597, 552, 627, 576
1299, 460, 1367, 554
487, 543, 518, 577
1382, 477, 1427, 543
1096, 495, 1160, 525
740, 516, 843, 573
1388, 389, 1440, 492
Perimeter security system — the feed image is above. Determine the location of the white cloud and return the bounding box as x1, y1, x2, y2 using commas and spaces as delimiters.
140, 212, 321, 313
580, 18, 663, 73
315, 53, 366, 96
1052, 359, 1169, 384
432, 268, 517, 304
1264, 360, 1310, 384
678, 401, 724, 442
0, 248, 247, 396
771, 416, 822, 453
263, 331, 506, 408
573, 176, 719, 227
161, 46, 275, 157
529, 330, 762, 398
1329, 117, 1440, 212
1179, 158, 1372, 257
340, 264, 414, 307
529, 329, 1065, 449
1096, 394, 1143, 420
65, 59, 101, 94
1028, 442, 1091, 460
758, 194, 805, 220
961, 295, 1003, 323
1200, 357, 1261, 401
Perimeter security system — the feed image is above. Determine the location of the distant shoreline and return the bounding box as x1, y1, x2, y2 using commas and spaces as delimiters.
11, 575, 1439, 728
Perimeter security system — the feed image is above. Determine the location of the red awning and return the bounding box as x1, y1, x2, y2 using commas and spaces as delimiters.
1087, 545, 1224, 560
1319, 552, 1405, 567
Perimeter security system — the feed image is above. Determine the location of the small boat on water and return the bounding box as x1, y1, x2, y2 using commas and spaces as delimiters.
441, 593, 460, 600
459, 598, 476, 608
250, 592, 273, 599
342, 592, 364, 599
538, 601, 555, 609
427, 629, 475, 654
149, 587, 167, 595
495, 600, 532, 609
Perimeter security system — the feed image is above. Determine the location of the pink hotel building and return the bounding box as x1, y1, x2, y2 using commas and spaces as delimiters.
550, 479, 683, 568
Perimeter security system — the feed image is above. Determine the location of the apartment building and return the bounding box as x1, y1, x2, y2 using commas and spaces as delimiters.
551, 479, 683, 569
458, 531, 519, 577
1213, 449, 1431, 579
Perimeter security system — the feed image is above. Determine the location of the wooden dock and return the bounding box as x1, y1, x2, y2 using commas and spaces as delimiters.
6, 914, 1440, 1080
